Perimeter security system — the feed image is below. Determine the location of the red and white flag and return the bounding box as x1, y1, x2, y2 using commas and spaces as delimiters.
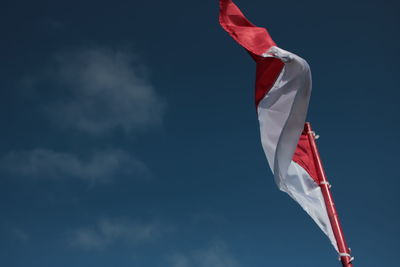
219, 0, 338, 251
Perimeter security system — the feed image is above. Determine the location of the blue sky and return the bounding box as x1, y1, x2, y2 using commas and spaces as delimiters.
1, 0, 399, 266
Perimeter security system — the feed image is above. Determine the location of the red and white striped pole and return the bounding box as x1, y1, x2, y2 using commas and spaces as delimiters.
304, 122, 354, 267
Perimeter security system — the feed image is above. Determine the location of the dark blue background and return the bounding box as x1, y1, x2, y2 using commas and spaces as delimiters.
1, 0, 399, 266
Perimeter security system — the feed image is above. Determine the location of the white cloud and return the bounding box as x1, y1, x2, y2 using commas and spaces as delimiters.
170, 254, 190, 267
169, 241, 241, 267
0, 149, 149, 182
11, 227, 30, 242
70, 218, 161, 249
46, 47, 165, 134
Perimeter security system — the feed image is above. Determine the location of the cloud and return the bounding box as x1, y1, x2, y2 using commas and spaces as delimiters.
45, 47, 166, 135
169, 241, 241, 267
70, 218, 161, 250
170, 254, 190, 267
0, 149, 149, 182
11, 227, 30, 242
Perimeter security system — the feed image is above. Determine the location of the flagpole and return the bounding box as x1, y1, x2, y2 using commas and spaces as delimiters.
304, 122, 354, 267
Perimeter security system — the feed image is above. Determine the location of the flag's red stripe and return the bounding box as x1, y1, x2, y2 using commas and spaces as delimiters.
219, 0, 284, 109
254, 57, 284, 107
292, 129, 320, 184
219, 0, 276, 56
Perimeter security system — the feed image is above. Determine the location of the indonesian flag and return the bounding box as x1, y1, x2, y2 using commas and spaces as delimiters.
219, 0, 338, 251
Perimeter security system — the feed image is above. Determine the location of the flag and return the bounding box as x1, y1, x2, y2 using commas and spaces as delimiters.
219, 0, 338, 251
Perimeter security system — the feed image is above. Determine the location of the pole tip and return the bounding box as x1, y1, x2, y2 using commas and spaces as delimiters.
304, 122, 312, 132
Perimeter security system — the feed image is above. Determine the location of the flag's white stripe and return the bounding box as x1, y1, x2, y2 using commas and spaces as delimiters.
286, 161, 338, 250
258, 46, 311, 186
257, 46, 338, 251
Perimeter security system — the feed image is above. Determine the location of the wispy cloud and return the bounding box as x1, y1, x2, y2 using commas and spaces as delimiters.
4, 47, 164, 183
11, 227, 30, 242
43, 47, 166, 135
170, 254, 190, 267
169, 241, 241, 267
0, 149, 149, 182
70, 218, 161, 250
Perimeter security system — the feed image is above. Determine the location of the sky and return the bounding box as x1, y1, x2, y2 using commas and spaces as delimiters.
1, 0, 399, 266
